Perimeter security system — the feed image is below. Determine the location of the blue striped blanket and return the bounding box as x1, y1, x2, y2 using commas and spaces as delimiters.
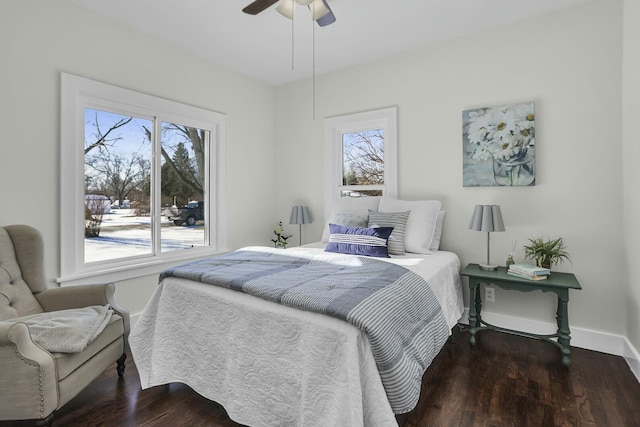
160, 247, 450, 413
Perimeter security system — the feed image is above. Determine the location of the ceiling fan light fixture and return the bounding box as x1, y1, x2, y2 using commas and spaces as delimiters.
308, 0, 330, 19
315, 0, 335, 26
275, 0, 295, 19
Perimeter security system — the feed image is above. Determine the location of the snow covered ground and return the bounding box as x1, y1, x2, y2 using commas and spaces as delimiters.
84, 209, 205, 263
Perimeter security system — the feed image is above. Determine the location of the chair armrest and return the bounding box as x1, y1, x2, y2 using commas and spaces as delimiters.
35, 283, 130, 339
35, 283, 112, 311
0, 323, 58, 421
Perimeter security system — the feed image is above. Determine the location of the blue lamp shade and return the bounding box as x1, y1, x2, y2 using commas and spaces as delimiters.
469, 205, 505, 271
290, 205, 312, 246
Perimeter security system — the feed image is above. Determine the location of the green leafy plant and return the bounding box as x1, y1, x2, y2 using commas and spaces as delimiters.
523, 237, 570, 269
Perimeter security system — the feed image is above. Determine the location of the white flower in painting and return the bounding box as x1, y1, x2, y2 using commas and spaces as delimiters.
486, 108, 516, 143
513, 102, 535, 130
513, 103, 535, 147
467, 110, 492, 144
466, 102, 534, 163
471, 144, 492, 161
493, 138, 524, 161
515, 124, 534, 147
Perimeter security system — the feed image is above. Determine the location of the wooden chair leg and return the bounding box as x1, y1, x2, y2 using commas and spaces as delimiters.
117, 353, 127, 377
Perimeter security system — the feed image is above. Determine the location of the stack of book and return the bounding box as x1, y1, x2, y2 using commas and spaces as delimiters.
507, 263, 550, 280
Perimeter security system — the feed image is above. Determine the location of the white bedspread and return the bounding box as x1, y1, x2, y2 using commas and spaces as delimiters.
129, 246, 463, 427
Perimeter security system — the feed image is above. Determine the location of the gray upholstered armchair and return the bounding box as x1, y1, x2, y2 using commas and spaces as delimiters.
0, 225, 130, 426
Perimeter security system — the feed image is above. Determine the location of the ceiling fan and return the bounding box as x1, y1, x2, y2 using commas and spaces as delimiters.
243, 0, 336, 27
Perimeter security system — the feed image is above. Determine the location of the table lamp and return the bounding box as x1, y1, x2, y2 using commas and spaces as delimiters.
289, 205, 312, 246
468, 204, 505, 271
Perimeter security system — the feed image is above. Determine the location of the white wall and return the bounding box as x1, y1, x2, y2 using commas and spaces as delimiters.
0, 0, 277, 315
275, 0, 628, 339
623, 0, 640, 359
1, 0, 635, 362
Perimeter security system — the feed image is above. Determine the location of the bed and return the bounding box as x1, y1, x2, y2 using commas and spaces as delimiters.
129, 198, 464, 427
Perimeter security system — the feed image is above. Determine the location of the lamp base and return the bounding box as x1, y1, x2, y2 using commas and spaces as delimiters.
479, 263, 498, 271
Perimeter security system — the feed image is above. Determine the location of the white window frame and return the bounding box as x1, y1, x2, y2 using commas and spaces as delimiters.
324, 106, 398, 219
59, 73, 227, 286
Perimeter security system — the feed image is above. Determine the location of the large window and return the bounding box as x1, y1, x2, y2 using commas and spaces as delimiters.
60, 73, 226, 285
324, 107, 398, 215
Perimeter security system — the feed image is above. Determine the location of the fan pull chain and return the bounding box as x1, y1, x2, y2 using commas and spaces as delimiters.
291, 0, 296, 71
312, 3, 316, 120
291, 0, 295, 70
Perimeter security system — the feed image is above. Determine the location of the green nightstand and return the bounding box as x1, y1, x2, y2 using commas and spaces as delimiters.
460, 263, 582, 367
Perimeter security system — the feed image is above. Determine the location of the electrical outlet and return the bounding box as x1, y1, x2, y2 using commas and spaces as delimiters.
485, 287, 495, 302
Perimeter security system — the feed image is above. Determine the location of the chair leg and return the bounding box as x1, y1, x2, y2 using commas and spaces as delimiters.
116, 353, 127, 377
35, 413, 54, 427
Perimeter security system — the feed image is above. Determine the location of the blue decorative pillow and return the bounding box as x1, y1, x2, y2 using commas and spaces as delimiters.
325, 224, 394, 258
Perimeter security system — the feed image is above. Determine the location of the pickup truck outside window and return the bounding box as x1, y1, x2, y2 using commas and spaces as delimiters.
165, 201, 205, 226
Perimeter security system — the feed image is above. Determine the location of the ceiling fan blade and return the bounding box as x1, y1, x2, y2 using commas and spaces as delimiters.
243, 0, 280, 15
315, 0, 335, 26
316, 9, 335, 26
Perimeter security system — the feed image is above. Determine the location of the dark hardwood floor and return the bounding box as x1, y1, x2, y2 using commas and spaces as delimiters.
2, 327, 639, 427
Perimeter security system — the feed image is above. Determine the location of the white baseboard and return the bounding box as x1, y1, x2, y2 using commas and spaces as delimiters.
130, 309, 640, 384
624, 335, 640, 382
460, 308, 640, 384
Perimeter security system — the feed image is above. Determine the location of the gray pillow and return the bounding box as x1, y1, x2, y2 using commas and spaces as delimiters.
321, 212, 370, 242
368, 210, 410, 255
333, 212, 369, 228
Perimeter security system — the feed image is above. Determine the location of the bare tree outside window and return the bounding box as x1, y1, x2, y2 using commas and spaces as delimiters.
85, 150, 150, 207
83, 109, 153, 262
342, 129, 384, 197
61, 73, 226, 284
157, 123, 207, 206
83, 108, 208, 263
325, 106, 396, 208
159, 122, 209, 251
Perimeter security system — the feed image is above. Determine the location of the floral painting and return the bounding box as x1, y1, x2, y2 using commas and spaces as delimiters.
462, 101, 535, 186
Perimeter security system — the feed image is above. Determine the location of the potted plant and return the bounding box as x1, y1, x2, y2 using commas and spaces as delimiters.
523, 237, 570, 269
271, 221, 292, 249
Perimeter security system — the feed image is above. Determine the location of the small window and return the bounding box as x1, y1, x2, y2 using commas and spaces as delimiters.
341, 128, 385, 197
60, 73, 226, 285
325, 107, 397, 212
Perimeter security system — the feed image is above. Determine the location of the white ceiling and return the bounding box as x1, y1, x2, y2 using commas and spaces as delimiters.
68, 0, 590, 86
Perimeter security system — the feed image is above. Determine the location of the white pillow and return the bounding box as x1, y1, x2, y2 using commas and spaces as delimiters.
378, 198, 442, 254
321, 197, 381, 242
430, 210, 446, 251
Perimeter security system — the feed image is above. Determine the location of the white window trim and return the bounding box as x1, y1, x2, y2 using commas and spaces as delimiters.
59, 73, 227, 286
324, 106, 398, 220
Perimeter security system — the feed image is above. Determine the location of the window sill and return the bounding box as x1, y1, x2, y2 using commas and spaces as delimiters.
57, 248, 229, 287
